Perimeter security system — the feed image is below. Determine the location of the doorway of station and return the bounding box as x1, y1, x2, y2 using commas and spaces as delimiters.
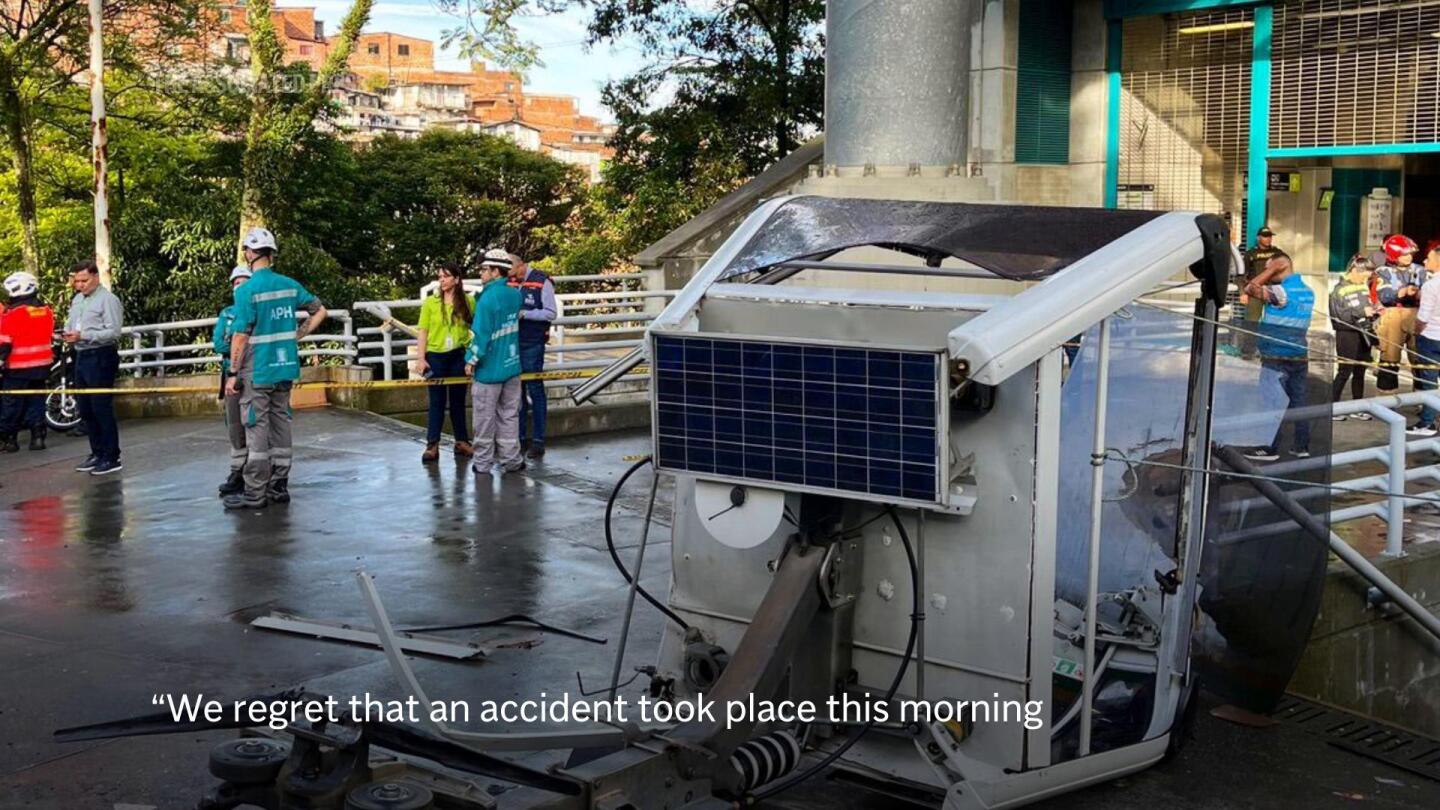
1259, 156, 1440, 276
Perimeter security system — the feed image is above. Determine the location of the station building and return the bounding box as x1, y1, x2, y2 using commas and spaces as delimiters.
1048, 0, 1440, 275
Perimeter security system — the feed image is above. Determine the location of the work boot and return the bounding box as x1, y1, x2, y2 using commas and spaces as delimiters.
28, 431, 45, 451
421, 442, 440, 463
223, 492, 267, 510
454, 440, 474, 458
0, 435, 18, 453
266, 478, 291, 504
218, 469, 245, 497
502, 459, 527, 475
526, 443, 546, 460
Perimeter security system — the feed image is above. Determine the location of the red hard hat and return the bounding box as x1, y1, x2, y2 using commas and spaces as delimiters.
1384, 234, 1419, 263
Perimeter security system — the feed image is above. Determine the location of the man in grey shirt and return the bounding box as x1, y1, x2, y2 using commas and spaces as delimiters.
62, 260, 124, 475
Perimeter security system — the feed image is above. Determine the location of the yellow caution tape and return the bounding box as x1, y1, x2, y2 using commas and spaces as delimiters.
1, 367, 651, 396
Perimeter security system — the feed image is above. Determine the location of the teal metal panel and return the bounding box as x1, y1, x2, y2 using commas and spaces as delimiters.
1270, 143, 1440, 159
1104, 19, 1122, 209
1016, 0, 1074, 164
1105, 0, 1261, 18
1328, 169, 1402, 274
1245, 4, 1272, 248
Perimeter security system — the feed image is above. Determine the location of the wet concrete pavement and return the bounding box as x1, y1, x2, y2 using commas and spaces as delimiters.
2, 410, 1438, 809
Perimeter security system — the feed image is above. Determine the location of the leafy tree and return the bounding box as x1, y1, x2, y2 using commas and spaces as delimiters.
432, 0, 568, 72
3, 123, 587, 323
341, 129, 585, 288
536, 0, 822, 274
0, 0, 206, 274
583, 0, 824, 173
239, 0, 373, 238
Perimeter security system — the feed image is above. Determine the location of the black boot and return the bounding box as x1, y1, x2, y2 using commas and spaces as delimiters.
0, 435, 18, 453
223, 491, 267, 510
218, 469, 245, 497
266, 478, 290, 504
28, 427, 46, 451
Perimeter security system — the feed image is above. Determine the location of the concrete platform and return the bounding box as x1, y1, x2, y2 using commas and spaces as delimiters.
1, 410, 1437, 809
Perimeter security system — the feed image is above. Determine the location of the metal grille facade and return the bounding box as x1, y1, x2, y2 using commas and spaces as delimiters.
1118, 8, 1254, 230
1272, 0, 1440, 149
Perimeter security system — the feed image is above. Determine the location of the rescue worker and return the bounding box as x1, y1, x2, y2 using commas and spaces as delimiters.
507, 251, 556, 459
1243, 255, 1315, 461
1407, 241, 1440, 436
1374, 234, 1425, 391
467, 250, 525, 475
214, 265, 252, 496
222, 228, 328, 510
0, 271, 55, 452
64, 259, 124, 475
1236, 227, 1288, 356
1328, 254, 1377, 418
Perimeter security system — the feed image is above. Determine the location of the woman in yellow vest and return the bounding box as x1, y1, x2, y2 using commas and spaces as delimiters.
416, 263, 476, 462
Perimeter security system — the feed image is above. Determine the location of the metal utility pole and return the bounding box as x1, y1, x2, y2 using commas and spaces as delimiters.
88, 0, 113, 288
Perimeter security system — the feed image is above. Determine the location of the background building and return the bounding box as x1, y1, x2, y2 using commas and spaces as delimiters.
213, 10, 613, 176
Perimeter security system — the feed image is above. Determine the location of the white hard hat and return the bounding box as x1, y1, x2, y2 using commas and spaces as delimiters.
242, 227, 278, 254
229, 264, 253, 283
3, 271, 38, 298
480, 248, 512, 270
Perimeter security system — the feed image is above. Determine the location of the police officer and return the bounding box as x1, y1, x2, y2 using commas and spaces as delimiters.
1374, 234, 1424, 391
222, 228, 327, 510
506, 251, 556, 459
214, 265, 252, 496
0, 272, 55, 452
1240, 227, 1287, 324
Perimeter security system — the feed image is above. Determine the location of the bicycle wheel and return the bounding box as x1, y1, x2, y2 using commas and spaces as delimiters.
45, 381, 81, 432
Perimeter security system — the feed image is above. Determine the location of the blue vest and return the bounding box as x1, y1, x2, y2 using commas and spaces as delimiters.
1259, 274, 1314, 359
511, 268, 551, 346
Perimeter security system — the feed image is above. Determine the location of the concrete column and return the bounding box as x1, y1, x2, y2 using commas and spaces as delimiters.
826, 0, 977, 170
1067, 0, 1109, 207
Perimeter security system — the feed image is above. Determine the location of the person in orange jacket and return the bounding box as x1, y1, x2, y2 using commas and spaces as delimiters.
0, 272, 56, 452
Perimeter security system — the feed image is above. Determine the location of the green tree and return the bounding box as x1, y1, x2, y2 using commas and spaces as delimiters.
537, 0, 822, 274
240, 0, 373, 239
0, 0, 204, 274
341, 129, 585, 288
583, 0, 824, 172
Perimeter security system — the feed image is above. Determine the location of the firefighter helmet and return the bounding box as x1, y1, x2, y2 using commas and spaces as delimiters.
1384, 234, 1419, 264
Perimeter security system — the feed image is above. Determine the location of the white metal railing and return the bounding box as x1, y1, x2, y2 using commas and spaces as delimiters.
353, 272, 670, 389
115, 310, 357, 376
1214, 390, 1440, 558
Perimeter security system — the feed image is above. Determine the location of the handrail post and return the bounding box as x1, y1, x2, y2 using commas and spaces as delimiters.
154, 330, 166, 379
1375, 404, 1407, 558
1080, 317, 1111, 757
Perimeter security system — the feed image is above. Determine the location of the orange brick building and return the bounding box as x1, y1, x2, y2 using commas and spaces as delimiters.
213, 8, 612, 178
216, 4, 330, 70
346, 30, 612, 174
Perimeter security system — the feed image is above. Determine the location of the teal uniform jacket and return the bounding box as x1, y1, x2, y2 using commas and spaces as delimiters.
465, 276, 523, 384
212, 304, 237, 375
230, 267, 322, 386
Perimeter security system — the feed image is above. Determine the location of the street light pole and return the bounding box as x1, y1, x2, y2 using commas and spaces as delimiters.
88, 0, 113, 288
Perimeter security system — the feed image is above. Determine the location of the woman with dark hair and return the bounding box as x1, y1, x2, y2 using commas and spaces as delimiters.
416, 263, 476, 462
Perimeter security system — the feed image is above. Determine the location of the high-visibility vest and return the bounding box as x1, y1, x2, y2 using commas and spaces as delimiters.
0, 303, 56, 370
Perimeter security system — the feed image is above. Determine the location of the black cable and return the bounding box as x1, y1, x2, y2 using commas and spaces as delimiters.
749, 506, 921, 803
605, 456, 690, 631
403, 614, 607, 645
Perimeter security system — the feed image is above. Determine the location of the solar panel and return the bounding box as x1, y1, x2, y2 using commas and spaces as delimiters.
653, 335, 942, 504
